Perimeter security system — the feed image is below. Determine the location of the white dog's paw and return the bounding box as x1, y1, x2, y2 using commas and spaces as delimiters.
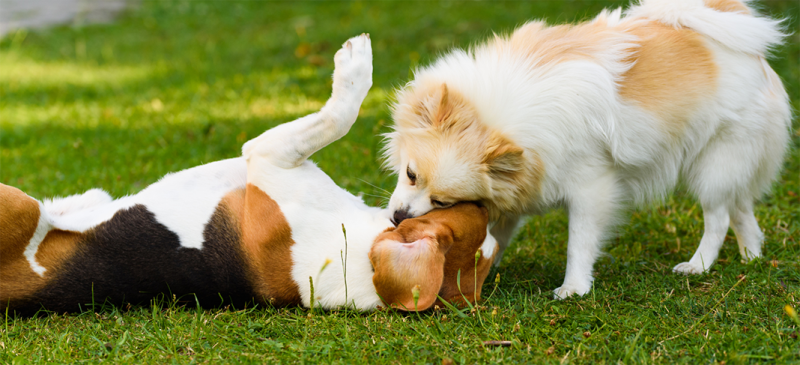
672, 261, 708, 275
332, 34, 372, 102
553, 282, 591, 300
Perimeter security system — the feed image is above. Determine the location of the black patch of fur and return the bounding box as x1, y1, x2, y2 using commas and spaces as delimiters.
15, 204, 257, 316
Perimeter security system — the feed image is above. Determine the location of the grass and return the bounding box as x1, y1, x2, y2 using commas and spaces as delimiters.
1, 0, 798, 363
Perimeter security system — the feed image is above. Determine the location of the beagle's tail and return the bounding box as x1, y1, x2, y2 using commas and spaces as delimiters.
626, 0, 787, 56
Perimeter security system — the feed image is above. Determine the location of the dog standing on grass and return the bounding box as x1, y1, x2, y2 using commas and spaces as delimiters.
383, 0, 791, 299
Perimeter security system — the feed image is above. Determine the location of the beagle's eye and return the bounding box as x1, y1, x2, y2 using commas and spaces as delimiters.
406, 166, 417, 185
431, 199, 451, 208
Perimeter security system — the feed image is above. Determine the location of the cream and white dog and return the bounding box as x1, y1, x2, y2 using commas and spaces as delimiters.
0, 35, 498, 316
383, 0, 791, 299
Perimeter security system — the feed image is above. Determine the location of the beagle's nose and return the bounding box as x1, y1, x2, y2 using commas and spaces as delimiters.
392, 209, 411, 226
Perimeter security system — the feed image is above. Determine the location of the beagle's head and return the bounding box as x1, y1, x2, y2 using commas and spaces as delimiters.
369, 202, 497, 311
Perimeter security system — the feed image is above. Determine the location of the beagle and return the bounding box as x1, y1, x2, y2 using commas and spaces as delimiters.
0, 35, 498, 316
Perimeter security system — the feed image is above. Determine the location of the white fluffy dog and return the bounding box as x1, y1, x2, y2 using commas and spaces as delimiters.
383, 0, 791, 299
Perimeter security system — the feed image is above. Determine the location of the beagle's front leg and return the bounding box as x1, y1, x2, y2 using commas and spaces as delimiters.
242, 34, 372, 168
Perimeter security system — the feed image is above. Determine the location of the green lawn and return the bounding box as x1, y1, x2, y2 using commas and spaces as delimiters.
1, 1, 798, 363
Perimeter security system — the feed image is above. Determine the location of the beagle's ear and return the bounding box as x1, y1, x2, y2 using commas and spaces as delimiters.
422, 203, 493, 308
369, 223, 452, 311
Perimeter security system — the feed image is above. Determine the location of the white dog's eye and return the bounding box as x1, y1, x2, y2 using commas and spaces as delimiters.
431, 199, 452, 208
406, 166, 417, 186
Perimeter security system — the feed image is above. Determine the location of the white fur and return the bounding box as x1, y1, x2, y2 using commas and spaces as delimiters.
46, 158, 248, 249
385, 0, 791, 299
626, 0, 786, 55
24, 201, 52, 276
480, 226, 497, 258
43, 189, 112, 216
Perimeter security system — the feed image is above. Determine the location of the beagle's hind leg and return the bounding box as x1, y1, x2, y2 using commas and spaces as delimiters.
242, 34, 373, 169
0, 184, 45, 250
0, 184, 51, 306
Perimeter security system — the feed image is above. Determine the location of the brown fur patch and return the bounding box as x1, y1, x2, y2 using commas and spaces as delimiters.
435, 255, 493, 308
499, 20, 628, 68
239, 184, 301, 306
0, 184, 46, 305
35, 230, 83, 276
618, 22, 717, 135
704, 0, 750, 14
0, 184, 40, 256
427, 204, 491, 306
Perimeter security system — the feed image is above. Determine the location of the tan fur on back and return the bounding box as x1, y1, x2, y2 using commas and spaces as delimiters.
498, 19, 627, 68
704, 0, 750, 14
618, 22, 717, 135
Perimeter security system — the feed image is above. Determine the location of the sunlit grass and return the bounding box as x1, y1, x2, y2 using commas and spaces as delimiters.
0, 53, 154, 89
1, 0, 798, 363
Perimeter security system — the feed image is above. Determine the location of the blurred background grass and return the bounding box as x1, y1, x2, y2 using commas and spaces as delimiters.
0, 1, 798, 363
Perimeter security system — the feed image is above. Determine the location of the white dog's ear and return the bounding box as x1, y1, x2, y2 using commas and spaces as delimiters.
415, 83, 478, 131
431, 83, 451, 126
413, 83, 450, 126
483, 131, 524, 174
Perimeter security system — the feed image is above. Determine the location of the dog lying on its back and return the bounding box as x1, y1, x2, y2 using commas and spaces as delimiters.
383, 0, 791, 299
0, 35, 499, 316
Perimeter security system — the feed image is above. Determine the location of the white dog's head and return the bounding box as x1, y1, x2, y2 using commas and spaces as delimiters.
383, 82, 535, 224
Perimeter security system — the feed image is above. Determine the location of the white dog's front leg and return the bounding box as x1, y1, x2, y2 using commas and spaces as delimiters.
242, 34, 372, 168
554, 174, 620, 299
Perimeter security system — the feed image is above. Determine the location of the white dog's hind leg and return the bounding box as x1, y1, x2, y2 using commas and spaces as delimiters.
43, 188, 113, 216
242, 34, 372, 168
673, 204, 730, 274
554, 173, 621, 299
729, 200, 763, 261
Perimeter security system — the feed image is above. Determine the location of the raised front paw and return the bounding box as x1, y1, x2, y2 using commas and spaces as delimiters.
332, 34, 373, 103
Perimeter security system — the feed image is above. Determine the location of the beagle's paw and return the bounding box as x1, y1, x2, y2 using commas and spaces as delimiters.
332, 34, 373, 104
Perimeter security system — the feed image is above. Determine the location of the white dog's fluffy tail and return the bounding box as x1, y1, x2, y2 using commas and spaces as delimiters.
626, 0, 786, 55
